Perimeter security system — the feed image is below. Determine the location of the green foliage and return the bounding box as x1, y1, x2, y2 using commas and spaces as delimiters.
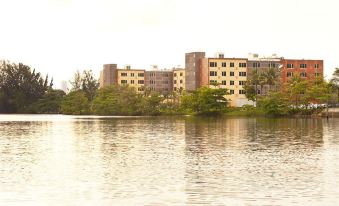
70, 70, 99, 101
92, 85, 142, 115
258, 92, 289, 116
61, 90, 90, 115
25, 89, 65, 114
0, 61, 52, 113
181, 87, 228, 114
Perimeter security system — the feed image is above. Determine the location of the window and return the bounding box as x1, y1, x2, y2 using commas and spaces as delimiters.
222, 62, 226, 67
121, 80, 127, 84
239, 81, 246, 85
138, 87, 144, 91
164, 80, 169, 84
150, 80, 155, 84
239, 63, 247, 67
222, 71, 226, 76
138, 73, 144, 77
300, 64, 307, 68
210, 62, 217, 67
315, 64, 319, 68
164, 73, 169, 77
174, 87, 177, 91
269, 63, 276, 68
130, 73, 135, 77
287, 72, 293, 77
121, 73, 127, 77
138, 80, 144, 84
287, 63, 294, 68
229, 90, 234, 94
150, 73, 155, 77
230, 62, 234, 67
253, 62, 260, 68
210, 71, 217, 76
239, 90, 246, 94
174, 80, 177, 84
315, 73, 321, 77
230, 71, 234, 76
222, 80, 226, 85
174, 73, 177, 77
239, 72, 247, 76
180, 72, 183, 76
209, 80, 217, 84
300, 72, 307, 77
180, 80, 183, 83
230, 80, 234, 85
130, 80, 135, 84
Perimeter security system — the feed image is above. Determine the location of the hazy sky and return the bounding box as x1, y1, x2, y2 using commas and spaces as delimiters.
0, 0, 338, 88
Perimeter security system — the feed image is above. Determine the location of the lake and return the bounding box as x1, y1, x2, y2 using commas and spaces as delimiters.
0, 115, 338, 205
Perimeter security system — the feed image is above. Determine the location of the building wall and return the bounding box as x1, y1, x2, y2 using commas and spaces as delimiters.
247, 59, 282, 95
280, 59, 324, 84
185, 52, 205, 91
117, 69, 145, 92
173, 69, 185, 92
207, 58, 249, 107
99, 64, 117, 88
144, 70, 173, 94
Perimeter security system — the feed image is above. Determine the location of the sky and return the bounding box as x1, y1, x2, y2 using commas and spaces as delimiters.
0, 0, 338, 88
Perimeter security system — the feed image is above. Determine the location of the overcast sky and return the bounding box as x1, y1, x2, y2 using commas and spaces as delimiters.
0, 0, 338, 88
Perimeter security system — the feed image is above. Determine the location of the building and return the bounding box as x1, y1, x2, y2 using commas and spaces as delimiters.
280, 59, 323, 84
99, 64, 117, 87
173, 68, 185, 92
116, 67, 145, 92
200, 53, 252, 107
144, 70, 173, 94
185, 52, 205, 91
247, 54, 282, 95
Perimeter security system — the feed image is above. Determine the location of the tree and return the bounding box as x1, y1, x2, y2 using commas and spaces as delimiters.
81, 70, 99, 101
285, 76, 308, 108
70, 70, 82, 91
92, 85, 142, 115
181, 87, 228, 114
61, 90, 90, 115
0, 61, 52, 113
259, 92, 289, 116
330, 68, 339, 103
26, 89, 66, 114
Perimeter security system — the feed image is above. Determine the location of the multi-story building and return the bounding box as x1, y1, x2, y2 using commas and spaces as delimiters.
185, 52, 205, 91
173, 68, 185, 92
99, 52, 324, 107
247, 54, 282, 95
99, 64, 117, 87
280, 59, 323, 84
116, 66, 145, 92
200, 53, 252, 107
144, 70, 173, 94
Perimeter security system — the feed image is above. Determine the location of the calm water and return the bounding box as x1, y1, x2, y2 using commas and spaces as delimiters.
0, 115, 338, 206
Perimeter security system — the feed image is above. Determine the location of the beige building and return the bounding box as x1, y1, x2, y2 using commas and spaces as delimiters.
201, 55, 252, 107
117, 69, 145, 92
173, 68, 185, 92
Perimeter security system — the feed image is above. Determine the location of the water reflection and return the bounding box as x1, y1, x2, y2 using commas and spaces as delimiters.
0, 115, 338, 205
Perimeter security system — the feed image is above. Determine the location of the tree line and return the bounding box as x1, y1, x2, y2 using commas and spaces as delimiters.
1, 60, 338, 116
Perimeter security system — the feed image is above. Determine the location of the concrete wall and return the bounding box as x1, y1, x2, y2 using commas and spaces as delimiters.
117, 69, 145, 91
144, 70, 173, 94
185, 52, 205, 91
173, 69, 185, 92
99, 64, 117, 88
